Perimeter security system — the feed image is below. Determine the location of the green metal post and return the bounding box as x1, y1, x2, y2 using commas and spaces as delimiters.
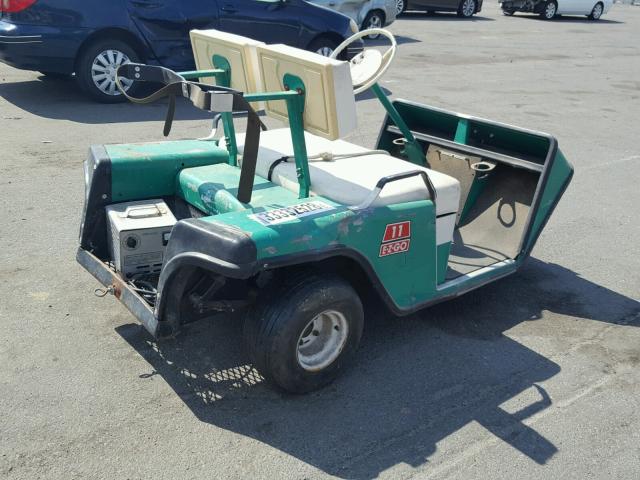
371, 83, 425, 166
282, 74, 310, 198
212, 55, 239, 167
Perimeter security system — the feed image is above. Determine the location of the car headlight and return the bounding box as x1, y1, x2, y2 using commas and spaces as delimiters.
349, 19, 359, 34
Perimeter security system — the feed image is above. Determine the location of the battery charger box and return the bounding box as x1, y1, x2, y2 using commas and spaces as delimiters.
106, 199, 177, 279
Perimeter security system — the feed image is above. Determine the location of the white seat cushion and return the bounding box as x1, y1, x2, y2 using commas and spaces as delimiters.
229, 128, 460, 218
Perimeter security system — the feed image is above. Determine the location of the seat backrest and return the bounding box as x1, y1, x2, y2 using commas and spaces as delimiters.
190, 29, 264, 93
256, 43, 357, 141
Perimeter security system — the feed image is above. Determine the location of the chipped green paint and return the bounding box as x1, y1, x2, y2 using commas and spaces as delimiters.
107, 141, 229, 201
177, 163, 298, 215
201, 198, 439, 310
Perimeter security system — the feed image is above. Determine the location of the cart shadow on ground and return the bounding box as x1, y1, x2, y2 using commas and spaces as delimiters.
116, 258, 639, 479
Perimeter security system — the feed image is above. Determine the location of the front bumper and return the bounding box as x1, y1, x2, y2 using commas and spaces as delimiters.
0, 20, 83, 73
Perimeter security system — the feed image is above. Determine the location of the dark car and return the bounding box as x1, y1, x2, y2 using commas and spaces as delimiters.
396, 0, 483, 17
0, 0, 359, 102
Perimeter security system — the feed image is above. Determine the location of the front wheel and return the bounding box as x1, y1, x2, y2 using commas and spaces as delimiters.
308, 36, 339, 58
244, 273, 364, 393
457, 0, 477, 18
540, 1, 557, 19
588, 2, 603, 20
362, 11, 384, 39
75, 38, 140, 103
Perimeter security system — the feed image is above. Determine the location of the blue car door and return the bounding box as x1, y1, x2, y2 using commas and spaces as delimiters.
217, 0, 303, 46
127, 0, 220, 70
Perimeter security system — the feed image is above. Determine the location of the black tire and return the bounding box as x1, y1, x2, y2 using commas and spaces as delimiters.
244, 273, 364, 394
75, 38, 141, 103
308, 36, 339, 58
588, 2, 603, 20
362, 11, 385, 39
457, 0, 477, 17
396, 0, 407, 15
502, 8, 516, 15
540, 0, 557, 19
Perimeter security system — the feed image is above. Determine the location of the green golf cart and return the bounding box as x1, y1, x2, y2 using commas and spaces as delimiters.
77, 28, 573, 393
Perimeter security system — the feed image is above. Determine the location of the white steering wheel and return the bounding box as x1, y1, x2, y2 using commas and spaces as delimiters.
331, 29, 397, 95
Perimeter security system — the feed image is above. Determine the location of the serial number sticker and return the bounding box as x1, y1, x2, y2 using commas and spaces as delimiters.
379, 239, 411, 257
250, 201, 334, 226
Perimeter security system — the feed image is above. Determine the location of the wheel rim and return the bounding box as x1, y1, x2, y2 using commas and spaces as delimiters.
316, 46, 334, 57
592, 4, 602, 18
91, 49, 133, 96
462, 0, 475, 16
545, 2, 556, 17
396, 0, 405, 15
368, 15, 383, 30
296, 310, 349, 372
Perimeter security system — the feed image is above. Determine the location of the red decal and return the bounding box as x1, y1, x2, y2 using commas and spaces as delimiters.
383, 221, 411, 243
379, 239, 411, 257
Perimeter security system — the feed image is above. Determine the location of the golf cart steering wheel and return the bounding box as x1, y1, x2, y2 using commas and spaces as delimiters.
331, 29, 397, 95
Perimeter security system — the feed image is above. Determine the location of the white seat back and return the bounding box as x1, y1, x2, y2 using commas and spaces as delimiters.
190, 29, 264, 93
256, 44, 357, 140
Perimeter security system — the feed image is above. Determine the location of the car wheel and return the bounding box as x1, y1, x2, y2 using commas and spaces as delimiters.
244, 273, 364, 394
457, 0, 477, 17
308, 36, 339, 58
502, 8, 516, 15
76, 38, 140, 103
396, 0, 407, 15
540, 0, 557, 19
363, 11, 384, 39
588, 2, 603, 20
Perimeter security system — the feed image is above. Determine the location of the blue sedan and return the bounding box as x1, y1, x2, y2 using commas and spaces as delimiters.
0, 0, 359, 102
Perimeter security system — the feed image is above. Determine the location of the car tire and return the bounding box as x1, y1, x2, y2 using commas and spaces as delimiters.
502, 8, 516, 15
396, 0, 407, 15
588, 2, 603, 20
362, 11, 384, 39
457, 0, 477, 17
76, 38, 141, 103
540, 0, 557, 19
308, 36, 339, 58
244, 273, 364, 394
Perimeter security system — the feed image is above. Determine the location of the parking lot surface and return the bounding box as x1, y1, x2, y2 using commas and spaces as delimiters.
1, 3, 639, 479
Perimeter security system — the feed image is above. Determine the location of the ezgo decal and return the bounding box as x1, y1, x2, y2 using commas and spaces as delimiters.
379, 221, 411, 257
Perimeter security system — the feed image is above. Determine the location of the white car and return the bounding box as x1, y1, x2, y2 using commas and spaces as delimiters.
310, 0, 398, 38
500, 0, 613, 20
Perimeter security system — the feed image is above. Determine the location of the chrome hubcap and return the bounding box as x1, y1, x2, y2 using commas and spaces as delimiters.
545, 3, 556, 17
296, 310, 349, 372
462, 0, 475, 16
316, 46, 334, 57
91, 49, 133, 96
593, 4, 602, 17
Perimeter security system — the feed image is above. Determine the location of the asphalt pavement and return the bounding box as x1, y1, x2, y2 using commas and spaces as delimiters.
1, 3, 639, 479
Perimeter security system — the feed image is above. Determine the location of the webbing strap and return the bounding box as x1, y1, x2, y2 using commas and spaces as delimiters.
116, 64, 263, 203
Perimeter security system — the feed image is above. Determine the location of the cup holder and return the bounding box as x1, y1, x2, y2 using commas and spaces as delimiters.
471, 161, 497, 173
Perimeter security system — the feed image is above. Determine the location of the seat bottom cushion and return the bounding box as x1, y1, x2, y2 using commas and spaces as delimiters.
227, 128, 460, 218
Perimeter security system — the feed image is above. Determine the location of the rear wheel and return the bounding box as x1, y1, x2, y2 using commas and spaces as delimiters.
308, 36, 339, 58
244, 273, 364, 393
540, 0, 557, 19
457, 0, 477, 17
76, 38, 140, 103
588, 2, 603, 20
362, 11, 384, 39
396, 0, 407, 15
